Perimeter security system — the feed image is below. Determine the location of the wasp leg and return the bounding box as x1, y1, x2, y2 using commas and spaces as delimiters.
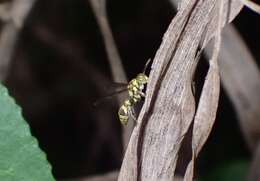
129, 107, 137, 121
138, 91, 146, 97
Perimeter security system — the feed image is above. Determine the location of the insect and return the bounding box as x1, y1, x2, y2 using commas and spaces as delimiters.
118, 59, 151, 125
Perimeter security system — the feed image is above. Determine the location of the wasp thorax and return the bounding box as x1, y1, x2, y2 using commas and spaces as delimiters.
136, 73, 148, 84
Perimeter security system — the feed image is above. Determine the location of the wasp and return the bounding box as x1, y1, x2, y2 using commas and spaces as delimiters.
118, 73, 148, 125
118, 59, 151, 125
94, 59, 151, 125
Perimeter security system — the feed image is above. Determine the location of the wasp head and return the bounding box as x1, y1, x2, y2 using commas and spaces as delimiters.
136, 73, 148, 85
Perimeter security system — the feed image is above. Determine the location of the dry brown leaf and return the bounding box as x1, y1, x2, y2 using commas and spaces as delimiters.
89, 0, 134, 150
89, 0, 127, 83
170, 1, 260, 181
118, 0, 243, 180
209, 25, 260, 181
0, 0, 35, 80
183, 0, 224, 179
239, 0, 260, 14
172, 1, 260, 153
173, 0, 260, 179
218, 26, 260, 151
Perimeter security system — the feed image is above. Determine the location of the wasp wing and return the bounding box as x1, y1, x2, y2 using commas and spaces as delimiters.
93, 82, 128, 106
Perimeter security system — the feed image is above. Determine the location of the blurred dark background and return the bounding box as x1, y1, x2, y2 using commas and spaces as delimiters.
2, 0, 259, 180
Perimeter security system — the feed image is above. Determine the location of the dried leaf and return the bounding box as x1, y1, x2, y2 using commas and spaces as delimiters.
215, 25, 260, 151
0, 0, 35, 80
239, 0, 260, 14
118, 0, 243, 180
89, 0, 133, 150
183, 0, 224, 179
209, 25, 260, 181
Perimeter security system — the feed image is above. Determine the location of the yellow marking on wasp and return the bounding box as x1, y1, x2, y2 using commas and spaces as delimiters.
118, 73, 148, 125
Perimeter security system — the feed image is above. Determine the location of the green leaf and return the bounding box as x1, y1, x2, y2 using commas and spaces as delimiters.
0, 84, 55, 181
203, 160, 249, 181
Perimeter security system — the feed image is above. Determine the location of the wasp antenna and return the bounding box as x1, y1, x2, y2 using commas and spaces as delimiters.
142, 58, 152, 74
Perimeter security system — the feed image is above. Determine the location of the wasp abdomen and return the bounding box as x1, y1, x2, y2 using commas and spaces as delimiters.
118, 99, 133, 125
